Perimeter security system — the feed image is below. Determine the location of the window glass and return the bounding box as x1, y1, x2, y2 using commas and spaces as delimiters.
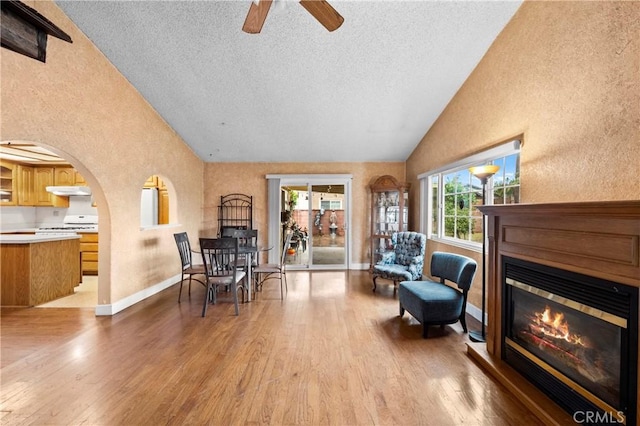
320, 200, 341, 210
493, 153, 520, 205
430, 176, 438, 236
424, 145, 520, 246
442, 170, 476, 242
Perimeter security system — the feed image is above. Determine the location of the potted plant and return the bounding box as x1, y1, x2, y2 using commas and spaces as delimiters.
287, 189, 298, 211
286, 221, 306, 255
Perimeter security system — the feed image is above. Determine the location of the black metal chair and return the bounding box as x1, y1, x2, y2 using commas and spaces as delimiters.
252, 233, 293, 300
226, 228, 258, 264
173, 232, 206, 302
199, 237, 246, 317
228, 228, 259, 300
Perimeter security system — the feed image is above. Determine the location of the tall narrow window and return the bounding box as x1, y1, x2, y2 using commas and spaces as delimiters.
430, 175, 439, 237
491, 153, 520, 205
443, 168, 473, 241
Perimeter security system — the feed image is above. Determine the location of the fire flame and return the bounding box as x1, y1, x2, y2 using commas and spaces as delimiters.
533, 306, 584, 346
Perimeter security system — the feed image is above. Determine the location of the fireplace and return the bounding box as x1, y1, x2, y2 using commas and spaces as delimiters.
465, 201, 640, 425
502, 257, 638, 424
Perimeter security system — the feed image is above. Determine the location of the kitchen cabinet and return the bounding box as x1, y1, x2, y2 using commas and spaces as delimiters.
74, 170, 86, 185
54, 167, 75, 185
17, 164, 35, 206
157, 177, 169, 225
1, 235, 80, 306
144, 175, 158, 188
34, 167, 69, 207
143, 175, 169, 225
159, 186, 169, 225
79, 232, 98, 275
0, 161, 17, 205
34, 167, 52, 205
54, 166, 87, 186
369, 175, 410, 270
0, 161, 86, 207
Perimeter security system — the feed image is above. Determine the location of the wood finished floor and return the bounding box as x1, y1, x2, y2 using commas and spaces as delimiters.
0, 271, 543, 425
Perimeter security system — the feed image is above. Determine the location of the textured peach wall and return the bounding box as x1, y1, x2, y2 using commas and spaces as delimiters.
0, 2, 204, 304
406, 1, 640, 309
204, 162, 405, 265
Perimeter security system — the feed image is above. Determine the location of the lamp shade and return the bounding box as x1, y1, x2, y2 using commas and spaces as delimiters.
469, 165, 500, 181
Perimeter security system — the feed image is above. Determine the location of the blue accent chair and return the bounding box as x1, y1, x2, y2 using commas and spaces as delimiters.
398, 251, 477, 338
372, 232, 427, 292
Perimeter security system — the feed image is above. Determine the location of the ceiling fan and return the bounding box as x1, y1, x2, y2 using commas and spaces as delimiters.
242, 0, 344, 34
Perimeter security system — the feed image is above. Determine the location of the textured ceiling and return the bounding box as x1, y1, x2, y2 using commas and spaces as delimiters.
55, 0, 522, 163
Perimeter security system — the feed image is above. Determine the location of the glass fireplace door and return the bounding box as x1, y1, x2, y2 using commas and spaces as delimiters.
501, 257, 638, 423
506, 281, 623, 408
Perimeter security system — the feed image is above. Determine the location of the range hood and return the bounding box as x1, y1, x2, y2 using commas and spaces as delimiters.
45, 186, 91, 196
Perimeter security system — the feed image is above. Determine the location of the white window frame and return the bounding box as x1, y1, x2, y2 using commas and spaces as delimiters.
418, 139, 521, 252
320, 199, 342, 210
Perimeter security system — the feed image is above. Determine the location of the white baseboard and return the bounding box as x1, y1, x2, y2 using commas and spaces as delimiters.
94, 269, 479, 318
466, 302, 486, 325
95, 274, 181, 316
349, 262, 370, 270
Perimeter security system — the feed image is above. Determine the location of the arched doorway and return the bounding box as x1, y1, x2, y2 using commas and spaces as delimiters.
0, 141, 108, 310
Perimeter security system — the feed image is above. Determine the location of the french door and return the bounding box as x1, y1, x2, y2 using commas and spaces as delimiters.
266, 174, 352, 270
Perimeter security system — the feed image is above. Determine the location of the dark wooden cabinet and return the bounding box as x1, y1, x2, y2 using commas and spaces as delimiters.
369, 175, 409, 270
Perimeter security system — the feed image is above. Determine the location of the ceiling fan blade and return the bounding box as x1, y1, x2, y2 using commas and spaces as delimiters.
299, 0, 344, 32
242, 0, 274, 34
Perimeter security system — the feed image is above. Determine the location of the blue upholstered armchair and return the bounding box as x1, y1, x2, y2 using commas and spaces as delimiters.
399, 251, 477, 338
372, 231, 427, 292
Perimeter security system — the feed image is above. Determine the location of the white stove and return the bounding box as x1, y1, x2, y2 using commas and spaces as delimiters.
36, 214, 98, 235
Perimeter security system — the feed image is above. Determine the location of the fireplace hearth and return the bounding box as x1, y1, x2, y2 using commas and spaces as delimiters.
503, 257, 638, 424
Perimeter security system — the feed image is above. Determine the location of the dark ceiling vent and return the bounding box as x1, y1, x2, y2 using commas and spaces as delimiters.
1, 0, 72, 63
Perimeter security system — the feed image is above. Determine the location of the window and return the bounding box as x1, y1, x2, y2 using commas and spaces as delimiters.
491, 154, 520, 205
442, 167, 481, 242
320, 200, 341, 210
420, 140, 520, 248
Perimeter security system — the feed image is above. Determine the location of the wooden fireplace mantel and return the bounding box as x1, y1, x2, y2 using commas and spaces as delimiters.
467, 200, 640, 426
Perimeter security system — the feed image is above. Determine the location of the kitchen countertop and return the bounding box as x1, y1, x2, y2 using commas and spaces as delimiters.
0, 228, 38, 233
0, 234, 81, 244
1, 229, 98, 234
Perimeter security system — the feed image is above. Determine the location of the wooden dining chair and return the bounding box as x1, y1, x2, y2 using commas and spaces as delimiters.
199, 237, 246, 317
